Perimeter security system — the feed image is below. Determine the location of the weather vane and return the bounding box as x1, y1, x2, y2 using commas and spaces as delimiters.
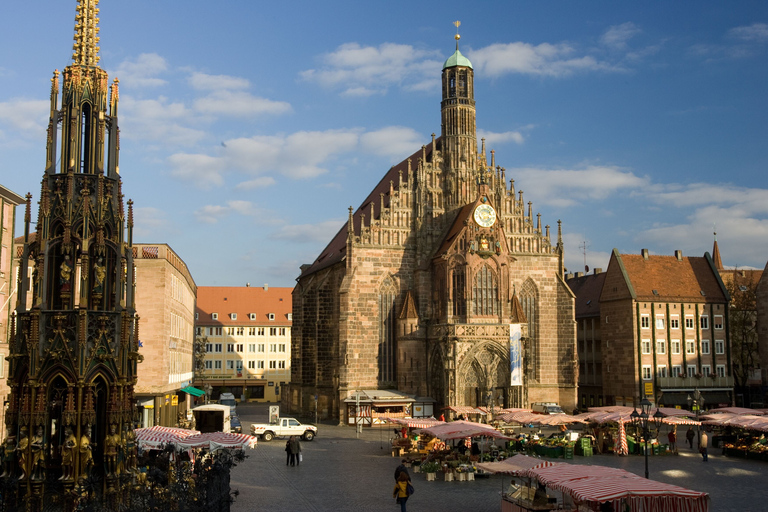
454, 20, 461, 48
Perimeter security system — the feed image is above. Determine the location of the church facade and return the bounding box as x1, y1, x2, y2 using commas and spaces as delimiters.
290, 33, 577, 423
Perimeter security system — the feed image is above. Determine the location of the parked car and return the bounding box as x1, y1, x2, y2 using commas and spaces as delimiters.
230, 414, 242, 434
218, 392, 238, 413
532, 402, 565, 415
250, 417, 317, 442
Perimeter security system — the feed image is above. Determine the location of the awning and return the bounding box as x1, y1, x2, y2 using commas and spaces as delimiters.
658, 393, 690, 406
702, 391, 731, 406
180, 386, 206, 397
477, 454, 555, 475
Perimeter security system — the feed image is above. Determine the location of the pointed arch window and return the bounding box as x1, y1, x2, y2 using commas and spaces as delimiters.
81, 102, 92, 173
452, 267, 466, 317
473, 265, 498, 316
378, 281, 397, 384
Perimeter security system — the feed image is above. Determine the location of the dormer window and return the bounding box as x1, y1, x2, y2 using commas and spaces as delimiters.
287, 313, 292, 321
231, 313, 237, 320
249, 313, 257, 321
212, 313, 218, 320
268, 313, 275, 321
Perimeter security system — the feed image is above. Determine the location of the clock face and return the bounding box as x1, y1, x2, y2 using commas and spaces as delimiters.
474, 204, 496, 228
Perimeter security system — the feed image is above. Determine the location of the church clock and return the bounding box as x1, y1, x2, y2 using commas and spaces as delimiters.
473, 203, 496, 227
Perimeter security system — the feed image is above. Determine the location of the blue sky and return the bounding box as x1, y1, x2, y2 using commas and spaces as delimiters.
1, 1, 767, 287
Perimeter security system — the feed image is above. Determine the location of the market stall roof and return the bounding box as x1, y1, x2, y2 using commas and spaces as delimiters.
708, 407, 765, 416
135, 426, 199, 450
415, 420, 497, 439
703, 414, 768, 432
476, 454, 556, 475
442, 406, 487, 415
180, 386, 206, 397
575, 406, 700, 426
175, 432, 257, 451
521, 464, 709, 511
342, 389, 415, 406
380, 417, 445, 429
498, 411, 585, 426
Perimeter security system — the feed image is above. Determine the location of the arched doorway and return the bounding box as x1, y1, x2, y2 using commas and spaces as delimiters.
457, 341, 510, 410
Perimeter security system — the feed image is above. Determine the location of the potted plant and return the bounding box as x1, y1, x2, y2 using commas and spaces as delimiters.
420, 461, 440, 481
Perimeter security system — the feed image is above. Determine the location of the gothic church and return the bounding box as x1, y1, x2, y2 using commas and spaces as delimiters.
291, 30, 578, 422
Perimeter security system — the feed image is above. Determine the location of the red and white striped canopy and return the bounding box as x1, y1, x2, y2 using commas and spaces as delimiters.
135, 426, 199, 450
521, 464, 709, 512
175, 432, 257, 451
416, 420, 497, 439
380, 417, 446, 429
443, 406, 487, 415
476, 454, 556, 475
498, 411, 584, 426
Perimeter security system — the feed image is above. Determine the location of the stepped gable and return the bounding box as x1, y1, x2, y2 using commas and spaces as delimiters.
299, 142, 436, 278
620, 253, 725, 302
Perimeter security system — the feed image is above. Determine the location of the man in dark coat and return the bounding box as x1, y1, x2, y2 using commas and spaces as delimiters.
394, 459, 410, 481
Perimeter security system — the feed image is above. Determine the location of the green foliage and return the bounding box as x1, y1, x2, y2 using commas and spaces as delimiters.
419, 461, 440, 473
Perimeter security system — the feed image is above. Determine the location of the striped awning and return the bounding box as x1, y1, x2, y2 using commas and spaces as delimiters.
443, 406, 486, 415
476, 454, 555, 475
380, 417, 445, 429
416, 420, 499, 439
176, 432, 257, 451
135, 426, 199, 450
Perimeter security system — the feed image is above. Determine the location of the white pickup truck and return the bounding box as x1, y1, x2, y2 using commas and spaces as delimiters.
250, 417, 317, 442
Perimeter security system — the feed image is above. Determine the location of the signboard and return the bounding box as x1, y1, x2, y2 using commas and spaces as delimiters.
509, 324, 523, 386
171, 395, 178, 406
269, 405, 280, 425
644, 382, 654, 397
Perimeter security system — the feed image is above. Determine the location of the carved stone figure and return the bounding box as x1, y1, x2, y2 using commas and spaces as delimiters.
93, 257, 106, 294
79, 424, 93, 479
105, 423, 121, 475
16, 427, 29, 480
60, 426, 77, 480
60, 256, 72, 293
1, 436, 16, 478
30, 426, 45, 480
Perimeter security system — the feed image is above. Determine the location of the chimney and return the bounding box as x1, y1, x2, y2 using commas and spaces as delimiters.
641, 249, 649, 260
246, 283, 250, 287
675, 250, 683, 261
575, 272, 584, 278
566, 273, 574, 280
594, 268, 603, 275
263, 283, 269, 291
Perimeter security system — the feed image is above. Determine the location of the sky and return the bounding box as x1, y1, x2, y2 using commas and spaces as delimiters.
1, 1, 767, 287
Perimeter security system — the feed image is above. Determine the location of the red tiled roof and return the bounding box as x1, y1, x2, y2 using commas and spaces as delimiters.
619, 253, 725, 303
196, 286, 293, 326
433, 202, 474, 257
298, 140, 438, 279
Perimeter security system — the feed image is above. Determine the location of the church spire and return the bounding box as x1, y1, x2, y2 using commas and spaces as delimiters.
712, 229, 723, 271
72, 0, 101, 67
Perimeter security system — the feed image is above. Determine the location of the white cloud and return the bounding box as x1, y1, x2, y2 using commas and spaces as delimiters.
133, 206, 170, 237
728, 23, 768, 43
194, 204, 229, 224
168, 153, 226, 189
270, 219, 346, 244
359, 126, 424, 160
0, 98, 48, 136
468, 42, 620, 78
478, 129, 525, 146
120, 96, 206, 147
194, 200, 275, 224
236, 177, 276, 190
601, 22, 642, 50
509, 165, 648, 207
112, 53, 168, 88
188, 72, 250, 91
193, 90, 292, 117
301, 43, 442, 95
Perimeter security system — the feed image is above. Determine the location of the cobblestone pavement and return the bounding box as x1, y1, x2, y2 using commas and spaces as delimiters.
230, 404, 765, 512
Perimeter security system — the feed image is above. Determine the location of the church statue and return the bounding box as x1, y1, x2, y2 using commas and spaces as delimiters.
1, 435, 16, 478
30, 426, 45, 480
121, 423, 136, 474
16, 427, 29, 480
105, 423, 121, 475
59, 426, 77, 480
79, 424, 94, 479
60, 256, 72, 293
93, 258, 106, 294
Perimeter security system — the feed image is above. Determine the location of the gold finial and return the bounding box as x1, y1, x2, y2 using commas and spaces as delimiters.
72, 0, 101, 67
453, 21, 462, 50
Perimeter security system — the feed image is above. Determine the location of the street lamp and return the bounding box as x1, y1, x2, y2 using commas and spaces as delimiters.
687, 388, 705, 445
630, 397, 664, 479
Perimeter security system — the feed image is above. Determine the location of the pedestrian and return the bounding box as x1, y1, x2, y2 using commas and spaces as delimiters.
290, 435, 302, 466
394, 459, 410, 481
700, 430, 708, 462
393, 471, 412, 512
439, 413, 445, 422
401, 426, 407, 439
668, 427, 677, 454
285, 437, 292, 466
686, 427, 695, 450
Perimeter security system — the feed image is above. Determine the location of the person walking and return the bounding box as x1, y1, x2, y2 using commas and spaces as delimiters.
394, 459, 410, 481
700, 431, 709, 462
686, 427, 695, 450
393, 471, 412, 512
285, 437, 292, 466
668, 427, 677, 454
290, 435, 302, 466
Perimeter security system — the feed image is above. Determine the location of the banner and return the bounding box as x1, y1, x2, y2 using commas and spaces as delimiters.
509, 324, 522, 386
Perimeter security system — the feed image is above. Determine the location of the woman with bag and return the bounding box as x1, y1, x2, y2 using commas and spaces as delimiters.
393, 471, 413, 512
289, 435, 302, 466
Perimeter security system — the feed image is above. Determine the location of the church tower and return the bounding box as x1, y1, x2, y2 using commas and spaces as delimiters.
7, 0, 139, 505
441, 21, 478, 211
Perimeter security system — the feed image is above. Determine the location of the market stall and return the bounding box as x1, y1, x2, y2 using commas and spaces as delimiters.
135, 426, 200, 450
702, 411, 768, 458
175, 431, 257, 451
518, 463, 710, 512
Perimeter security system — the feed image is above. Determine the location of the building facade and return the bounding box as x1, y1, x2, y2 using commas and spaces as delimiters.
195, 285, 292, 403
566, 269, 606, 411
291, 33, 577, 423
599, 248, 733, 409
8, 0, 140, 502
0, 185, 25, 442
133, 244, 197, 427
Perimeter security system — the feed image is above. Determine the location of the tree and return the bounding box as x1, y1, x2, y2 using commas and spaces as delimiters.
725, 270, 760, 407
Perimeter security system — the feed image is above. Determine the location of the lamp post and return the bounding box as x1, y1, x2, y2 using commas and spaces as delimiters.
630, 397, 664, 479
687, 388, 705, 446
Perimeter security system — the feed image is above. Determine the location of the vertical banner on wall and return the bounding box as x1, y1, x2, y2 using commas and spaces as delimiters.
510, 324, 522, 386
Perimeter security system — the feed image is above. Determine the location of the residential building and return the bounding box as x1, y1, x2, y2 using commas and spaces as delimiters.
291, 32, 577, 424
599, 248, 733, 409
195, 285, 292, 403
0, 185, 24, 441
566, 268, 606, 411
133, 244, 197, 427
